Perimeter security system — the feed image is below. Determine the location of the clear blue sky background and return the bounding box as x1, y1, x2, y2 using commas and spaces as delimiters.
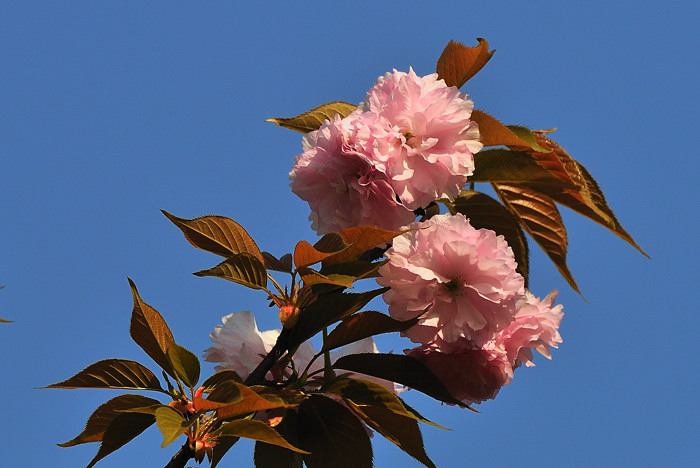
2, 2, 698, 467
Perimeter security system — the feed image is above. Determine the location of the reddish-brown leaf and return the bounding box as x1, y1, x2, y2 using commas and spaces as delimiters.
128, 279, 175, 378
216, 419, 309, 454
323, 225, 408, 266
266, 101, 358, 133
46, 358, 164, 391
214, 383, 293, 419
298, 266, 356, 289
436, 38, 495, 88
194, 253, 268, 290
294, 240, 338, 268
162, 210, 264, 263
322, 311, 417, 352
86, 411, 156, 467
471, 110, 534, 149
262, 252, 293, 273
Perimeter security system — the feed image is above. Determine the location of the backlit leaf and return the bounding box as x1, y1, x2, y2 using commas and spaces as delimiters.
46, 359, 164, 391
262, 252, 293, 273
216, 419, 309, 453
294, 240, 337, 268
202, 370, 242, 390
194, 253, 268, 290
436, 38, 495, 88
471, 110, 536, 149
471, 149, 574, 188
322, 311, 417, 352
85, 411, 155, 468
323, 226, 408, 266
333, 353, 468, 408
58, 394, 160, 447
162, 211, 264, 263
166, 340, 200, 389
450, 190, 529, 283
128, 279, 176, 378
324, 378, 409, 417
298, 395, 372, 468
155, 406, 191, 448
214, 383, 292, 419
211, 436, 240, 468
494, 184, 579, 293
254, 412, 303, 468
266, 101, 358, 133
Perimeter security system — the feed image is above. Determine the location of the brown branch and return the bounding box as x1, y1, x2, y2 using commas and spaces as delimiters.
245, 327, 291, 385
164, 442, 195, 468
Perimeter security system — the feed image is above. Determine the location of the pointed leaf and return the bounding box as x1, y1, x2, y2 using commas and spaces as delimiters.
471, 110, 536, 149
214, 383, 292, 419
202, 370, 242, 390
347, 402, 436, 468
155, 406, 191, 448
322, 311, 417, 352
323, 378, 410, 417
162, 210, 264, 263
59, 395, 160, 447
314, 232, 348, 253
451, 190, 529, 283
436, 38, 495, 88
294, 240, 338, 268
333, 353, 468, 407
85, 411, 155, 468
216, 419, 309, 453
298, 267, 356, 289
166, 340, 200, 389
254, 412, 303, 468
262, 252, 293, 273
471, 149, 574, 188
323, 226, 408, 266
266, 101, 358, 133
506, 125, 549, 152
298, 395, 372, 468
211, 436, 239, 468
194, 253, 268, 290
494, 183, 580, 293
0, 318, 12, 323
288, 288, 388, 349
46, 359, 164, 391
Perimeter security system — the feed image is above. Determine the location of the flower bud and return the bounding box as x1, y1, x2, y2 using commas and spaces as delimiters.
279, 304, 300, 328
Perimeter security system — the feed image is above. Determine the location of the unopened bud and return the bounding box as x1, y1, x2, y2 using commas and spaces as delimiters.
279, 304, 300, 328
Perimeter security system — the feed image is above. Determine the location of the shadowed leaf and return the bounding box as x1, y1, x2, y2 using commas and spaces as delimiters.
322, 311, 417, 352
450, 190, 529, 283
162, 211, 264, 263
347, 402, 436, 468
266, 101, 358, 133
254, 412, 303, 468
128, 279, 176, 378
211, 436, 239, 468
216, 419, 309, 453
324, 378, 410, 417
85, 411, 155, 468
166, 340, 200, 389
314, 232, 347, 253
333, 353, 469, 408
298, 395, 372, 468
323, 225, 408, 266
58, 394, 160, 447
202, 370, 242, 390
46, 359, 164, 391
262, 252, 293, 273
155, 406, 191, 447
213, 383, 292, 419
494, 184, 579, 293
288, 288, 388, 349
471, 149, 574, 188
298, 267, 356, 289
436, 38, 495, 88
194, 253, 268, 290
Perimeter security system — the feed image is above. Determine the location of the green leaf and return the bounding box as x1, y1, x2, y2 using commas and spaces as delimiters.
128, 279, 176, 378
298, 267, 356, 289
166, 340, 200, 389
333, 353, 469, 408
194, 253, 268, 290
58, 394, 161, 447
298, 395, 373, 468
450, 190, 529, 284
85, 411, 155, 468
346, 402, 436, 468
436, 38, 495, 88
45, 359, 164, 391
254, 412, 303, 468
266, 101, 358, 133
216, 419, 309, 453
322, 311, 417, 352
287, 288, 388, 350
155, 406, 192, 448
506, 125, 549, 152
162, 210, 265, 263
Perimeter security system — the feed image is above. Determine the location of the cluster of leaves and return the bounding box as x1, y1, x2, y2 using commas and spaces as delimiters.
269, 39, 647, 294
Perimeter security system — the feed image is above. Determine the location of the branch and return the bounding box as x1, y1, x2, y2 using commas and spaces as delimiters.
164, 442, 195, 468
245, 328, 291, 385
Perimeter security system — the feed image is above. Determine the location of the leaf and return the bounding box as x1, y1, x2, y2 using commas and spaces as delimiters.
347, 402, 436, 468
85, 411, 155, 468
436, 38, 495, 88
254, 412, 303, 468
128, 279, 176, 378
166, 340, 200, 389
210, 436, 239, 468
323, 378, 412, 418
287, 288, 388, 349
202, 370, 242, 390
213, 383, 292, 419
262, 252, 293, 273
266, 101, 358, 133
298, 395, 373, 468
470, 149, 574, 188
323, 225, 408, 266
494, 183, 579, 293
450, 190, 529, 283
155, 406, 191, 448
58, 394, 161, 447
322, 311, 417, 352
298, 267, 356, 289
194, 253, 268, 290
46, 359, 164, 391
333, 353, 468, 407
162, 210, 264, 263
294, 240, 338, 268
216, 419, 309, 453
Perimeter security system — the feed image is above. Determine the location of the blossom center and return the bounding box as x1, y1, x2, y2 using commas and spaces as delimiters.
443, 276, 465, 297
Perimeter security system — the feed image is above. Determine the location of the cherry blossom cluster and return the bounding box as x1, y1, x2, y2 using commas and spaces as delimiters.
290, 68, 482, 235
378, 214, 563, 403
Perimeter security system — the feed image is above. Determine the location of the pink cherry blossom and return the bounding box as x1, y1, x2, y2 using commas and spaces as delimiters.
377, 213, 525, 347
360, 68, 482, 210
289, 114, 415, 235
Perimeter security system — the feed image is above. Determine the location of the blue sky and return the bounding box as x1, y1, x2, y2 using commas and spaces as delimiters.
2, 1, 698, 467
